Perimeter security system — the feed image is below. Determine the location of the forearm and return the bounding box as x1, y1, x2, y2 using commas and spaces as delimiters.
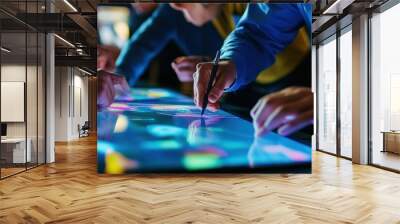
220, 4, 308, 91
115, 4, 177, 86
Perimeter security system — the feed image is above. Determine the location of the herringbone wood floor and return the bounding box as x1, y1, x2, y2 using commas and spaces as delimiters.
1, 134, 400, 224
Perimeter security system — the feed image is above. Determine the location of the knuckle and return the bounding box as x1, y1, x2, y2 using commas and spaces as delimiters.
212, 85, 224, 93
250, 108, 257, 117
276, 105, 288, 114
261, 96, 275, 108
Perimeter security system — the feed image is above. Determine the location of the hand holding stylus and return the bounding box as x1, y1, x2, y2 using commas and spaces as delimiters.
193, 60, 237, 112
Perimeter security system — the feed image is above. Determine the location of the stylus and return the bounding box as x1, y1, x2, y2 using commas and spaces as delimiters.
201, 50, 221, 116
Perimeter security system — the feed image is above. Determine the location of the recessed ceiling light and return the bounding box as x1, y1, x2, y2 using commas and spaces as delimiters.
54, 34, 75, 48
78, 67, 93, 76
1, 47, 11, 53
63, 0, 78, 12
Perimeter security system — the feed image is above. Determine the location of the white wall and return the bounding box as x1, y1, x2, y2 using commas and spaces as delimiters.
54, 67, 89, 141
1, 65, 38, 138
1, 63, 46, 164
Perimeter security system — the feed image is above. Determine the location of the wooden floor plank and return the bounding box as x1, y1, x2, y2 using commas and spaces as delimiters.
0, 135, 400, 224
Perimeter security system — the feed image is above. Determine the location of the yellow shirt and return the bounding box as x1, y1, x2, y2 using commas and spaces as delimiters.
211, 4, 310, 84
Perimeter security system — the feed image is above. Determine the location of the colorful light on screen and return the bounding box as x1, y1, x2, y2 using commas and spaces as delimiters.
263, 145, 309, 161
114, 115, 129, 133
140, 139, 182, 150
150, 104, 190, 112
146, 124, 186, 138
106, 151, 138, 174
148, 89, 171, 98
108, 103, 132, 111
98, 88, 311, 173
183, 149, 223, 170
121, 88, 175, 101
98, 141, 138, 174
98, 141, 114, 154
220, 141, 249, 150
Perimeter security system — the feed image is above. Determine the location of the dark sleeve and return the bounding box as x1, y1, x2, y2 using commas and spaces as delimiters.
220, 3, 310, 91
115, 4, 179, 86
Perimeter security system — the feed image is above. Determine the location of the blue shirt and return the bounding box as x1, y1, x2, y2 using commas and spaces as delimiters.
220, 3, 312, 91
115, 4, 223, 86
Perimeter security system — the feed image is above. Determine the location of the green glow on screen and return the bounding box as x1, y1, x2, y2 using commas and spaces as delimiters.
141, 139, 182, 150
183, 153, 221, 170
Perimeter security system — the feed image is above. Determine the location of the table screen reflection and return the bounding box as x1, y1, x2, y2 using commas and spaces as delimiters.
98, 88, 311, 173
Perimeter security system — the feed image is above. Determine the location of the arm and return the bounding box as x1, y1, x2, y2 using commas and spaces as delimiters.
115, 4, 180, 86
220, 3, 311, 91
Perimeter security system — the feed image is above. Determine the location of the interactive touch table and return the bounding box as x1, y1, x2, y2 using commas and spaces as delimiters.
97, 88, 311, 173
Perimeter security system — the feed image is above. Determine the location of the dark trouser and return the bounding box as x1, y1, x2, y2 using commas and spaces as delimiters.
220, 53, 312, 144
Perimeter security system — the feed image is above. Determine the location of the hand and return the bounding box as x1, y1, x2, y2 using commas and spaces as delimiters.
171, 56, 209, 82
97, 45, 120, 72
250, 87, 313, 136
193, 60, 236, 111
97, 70, 131, 109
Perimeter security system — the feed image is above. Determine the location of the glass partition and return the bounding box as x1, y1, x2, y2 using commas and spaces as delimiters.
1, 28, 28, 178
317, 36, 337, 154
0, 0, 46, 179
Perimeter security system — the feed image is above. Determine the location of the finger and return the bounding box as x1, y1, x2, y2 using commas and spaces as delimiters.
97, 56, 106, 69
172, 65, 196, 82
172, 59, 196, 68
193, 83, 198, 106
277, 110, 313, 136
194, 63, 212, 108
250, 99, 263, 118
104, 85, 114, 107
111, 75, 130, 93
253, 93, 284, 129
253, 88, 308, 129
253, 101, 271, 136
263, 105, 296, 134
207, 102, 220, 112
174, 56, 185, 64
98, 80, 113, 108
262, 95, 312, 134
208, 72, 228, 104
171, 61, 179, 73
176, 70, 195, 82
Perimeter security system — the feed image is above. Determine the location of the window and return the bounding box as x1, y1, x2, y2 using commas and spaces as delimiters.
339, 28, 352, 158
370, 2, 400, 171
317, 36, 337, 154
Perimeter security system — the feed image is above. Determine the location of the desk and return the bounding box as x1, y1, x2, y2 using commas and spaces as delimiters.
1, 138, 31, 163
382, 131, 400, 154
97, 88, 312, 173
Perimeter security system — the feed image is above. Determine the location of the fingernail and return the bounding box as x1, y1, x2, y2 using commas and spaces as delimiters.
209, 94, 216, 103
278, 125, 289, 136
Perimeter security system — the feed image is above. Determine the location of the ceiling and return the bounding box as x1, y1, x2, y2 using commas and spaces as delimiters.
0, 0, 395, 72
0, 0, 102, 73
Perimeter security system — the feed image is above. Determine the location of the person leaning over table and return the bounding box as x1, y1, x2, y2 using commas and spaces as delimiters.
193, 3, 313, 137
98, 3, 311, 112
170, 3, 311, 119
97, 3, 226, 108
98, 3, 158, 72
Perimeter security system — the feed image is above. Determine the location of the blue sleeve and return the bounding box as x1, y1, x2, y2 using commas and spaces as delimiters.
115, 4, 180, 86
220, 3, 311, 91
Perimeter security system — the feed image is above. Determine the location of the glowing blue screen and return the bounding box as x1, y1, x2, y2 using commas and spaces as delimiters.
97, 88, 311, 173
